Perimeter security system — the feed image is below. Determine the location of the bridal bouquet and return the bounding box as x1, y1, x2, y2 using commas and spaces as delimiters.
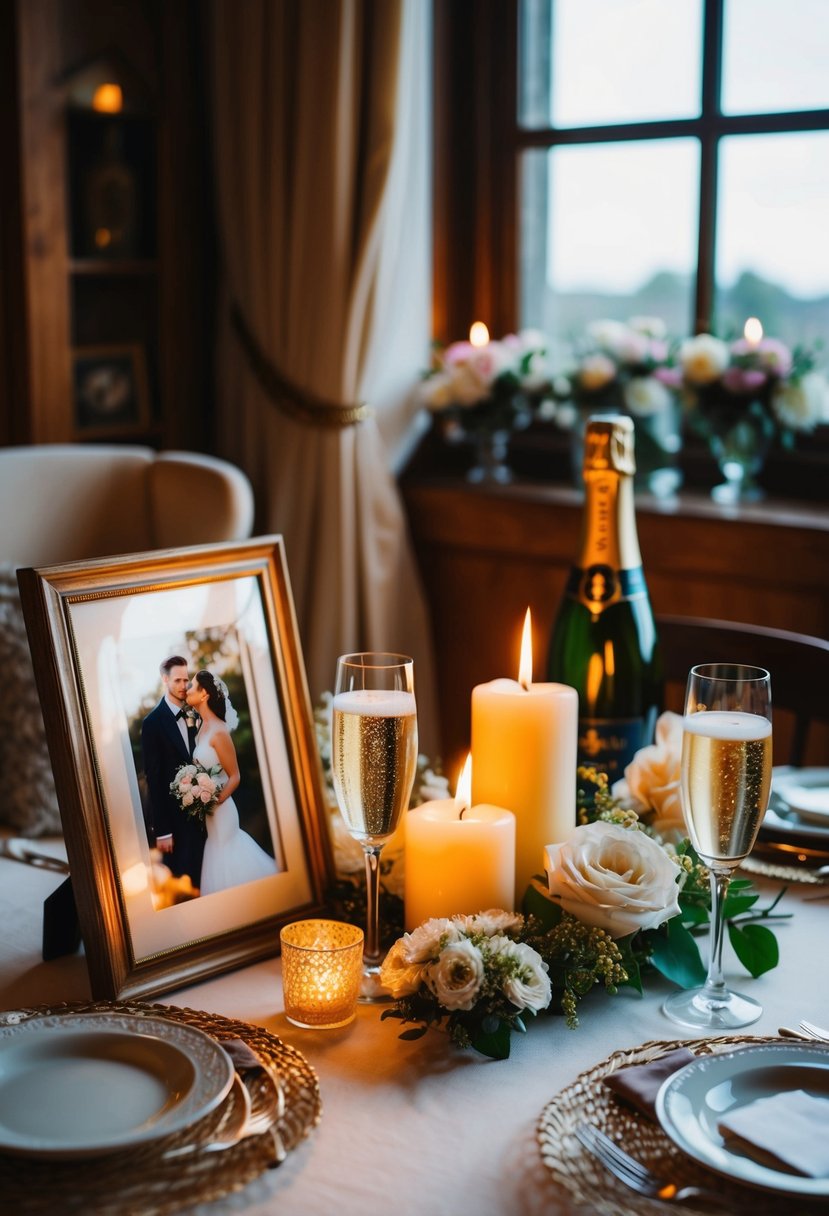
170, 761, 223, 824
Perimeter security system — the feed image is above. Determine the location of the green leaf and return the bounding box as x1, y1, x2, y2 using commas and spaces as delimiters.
522, 878, 562, 930
722, 891, 759, 918
398, 1026, 429, 1041
470, 1018, 512, 1060
678, 900, 710, 926
649, 918, 707, 989
727, 922, 780, 978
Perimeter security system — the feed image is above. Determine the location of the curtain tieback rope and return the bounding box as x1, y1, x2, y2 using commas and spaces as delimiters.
231, 303, 373, 428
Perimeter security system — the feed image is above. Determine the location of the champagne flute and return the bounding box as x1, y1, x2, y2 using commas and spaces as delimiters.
332, 653, 417, 1001
663, 663, 772, 1029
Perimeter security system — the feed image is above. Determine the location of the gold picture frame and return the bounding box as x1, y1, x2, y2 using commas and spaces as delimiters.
18, 537, 333, 1000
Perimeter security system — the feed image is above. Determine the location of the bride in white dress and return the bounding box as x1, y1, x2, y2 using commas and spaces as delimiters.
186, 670, 277, 896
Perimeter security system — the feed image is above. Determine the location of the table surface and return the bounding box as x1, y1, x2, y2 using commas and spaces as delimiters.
1, 840, 827, 1216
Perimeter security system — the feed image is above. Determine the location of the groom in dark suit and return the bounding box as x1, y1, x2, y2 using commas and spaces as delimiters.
141, 655, 205, 888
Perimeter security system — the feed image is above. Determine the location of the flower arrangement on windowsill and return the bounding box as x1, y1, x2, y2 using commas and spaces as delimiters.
420, 325, 553, 484
679, 319, 829, 502
377, 713, 788, 1060
546, 316, 683, 496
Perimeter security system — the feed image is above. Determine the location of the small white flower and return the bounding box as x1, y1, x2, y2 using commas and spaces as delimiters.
623, 375, 673, 418
772, 372, 829, 432
545, 820, 682, 939
680, 334, 730, 385
488, 936, 551, 1012
403, 918, 461, 964
425, 938, 485, 1011
466, 909, 524, 936
586, 319, 629, 351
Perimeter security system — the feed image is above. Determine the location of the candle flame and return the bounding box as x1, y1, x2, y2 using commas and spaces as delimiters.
469, 321, 489, 347
518, 607, 533, 690
744, 317, 763, 346
92, 83, 123, 113
454, 753, 472, 818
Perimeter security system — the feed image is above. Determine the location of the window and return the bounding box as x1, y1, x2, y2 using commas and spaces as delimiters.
435, 0, 829, 353
519, 0, 829, 349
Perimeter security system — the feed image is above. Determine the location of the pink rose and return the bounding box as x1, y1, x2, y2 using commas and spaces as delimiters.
723, 367, 767, 394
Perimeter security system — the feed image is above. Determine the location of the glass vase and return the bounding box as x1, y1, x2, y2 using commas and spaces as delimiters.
466, 428, 514, 484
707, 405, 775, 504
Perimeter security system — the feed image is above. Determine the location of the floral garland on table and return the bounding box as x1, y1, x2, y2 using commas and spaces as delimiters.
378, 713, 789, 1060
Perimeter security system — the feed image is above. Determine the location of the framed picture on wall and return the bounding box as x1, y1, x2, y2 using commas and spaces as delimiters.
71, 344, 151, 437
17, 537, 334, 1000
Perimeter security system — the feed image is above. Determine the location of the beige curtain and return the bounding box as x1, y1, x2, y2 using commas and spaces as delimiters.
210, 0, 438, 750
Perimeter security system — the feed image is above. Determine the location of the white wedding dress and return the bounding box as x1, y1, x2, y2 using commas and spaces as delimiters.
194, 736, 277, 896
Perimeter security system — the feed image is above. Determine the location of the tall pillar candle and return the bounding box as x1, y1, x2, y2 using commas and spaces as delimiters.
404, 798, 515, 932
471, 678, 577, 898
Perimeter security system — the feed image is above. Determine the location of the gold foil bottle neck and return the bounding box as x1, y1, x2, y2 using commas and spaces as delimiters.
583, 416, 636, 476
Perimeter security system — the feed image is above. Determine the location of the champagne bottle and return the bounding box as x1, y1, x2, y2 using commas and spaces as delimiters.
546, 415, 662, 783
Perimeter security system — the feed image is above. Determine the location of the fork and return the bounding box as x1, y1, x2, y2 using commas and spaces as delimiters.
575, 1123, 725, 1206
799, 1020, 829, 1042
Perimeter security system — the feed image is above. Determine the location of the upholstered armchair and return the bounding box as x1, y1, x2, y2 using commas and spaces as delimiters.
0, 443, 255, 835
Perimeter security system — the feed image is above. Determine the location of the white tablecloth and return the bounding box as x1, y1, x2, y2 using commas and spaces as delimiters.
1, 842, 827, 1216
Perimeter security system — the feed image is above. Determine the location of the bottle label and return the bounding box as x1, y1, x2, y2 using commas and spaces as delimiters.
578, 717, 652, 781
565, 564, 648, 614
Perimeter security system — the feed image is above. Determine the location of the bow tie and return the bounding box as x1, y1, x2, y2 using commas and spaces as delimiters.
175, 710, 187, 721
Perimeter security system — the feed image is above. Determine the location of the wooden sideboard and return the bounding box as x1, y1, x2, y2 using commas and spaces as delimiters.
401, 477, 829, 777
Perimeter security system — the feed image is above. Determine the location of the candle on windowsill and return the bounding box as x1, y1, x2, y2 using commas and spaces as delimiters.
471, 608, 578, 898
404, 755, 515, 932
280, 919, 364, 1029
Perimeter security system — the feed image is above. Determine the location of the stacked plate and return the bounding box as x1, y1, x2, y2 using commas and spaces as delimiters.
756, 767, 829, 866
656, 1042, 829, 1200
0, 1011, 239, 1159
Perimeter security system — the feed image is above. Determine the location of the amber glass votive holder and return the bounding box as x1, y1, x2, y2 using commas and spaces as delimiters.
280, 919, 365, 1029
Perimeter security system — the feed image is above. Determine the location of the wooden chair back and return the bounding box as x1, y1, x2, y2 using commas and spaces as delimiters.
656, 615, 829, 768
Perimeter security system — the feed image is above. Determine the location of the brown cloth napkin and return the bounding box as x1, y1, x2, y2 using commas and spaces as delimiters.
718, 1090, 829, 1178
220, 1037, 265, 1073
603, 1047, 696, 1120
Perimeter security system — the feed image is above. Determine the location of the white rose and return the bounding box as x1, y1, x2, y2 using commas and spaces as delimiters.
613, 711, 685, 841
425, 938, 485, 1011
628, 316, 667, 339
545, 821, 682, 939
488, 937, 551, 1012
586, 319, 629, 351
578, 353, 617, 392
421, 372, 455, 410
680, 334, 730, 385
466, 909, 524, 936
623, 375, 673, 418
772, 372, 829, 431
379, 939, 425, 999
402, 917, 461, 964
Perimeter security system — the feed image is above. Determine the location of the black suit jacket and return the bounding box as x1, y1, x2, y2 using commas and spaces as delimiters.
141, 699, 205, 886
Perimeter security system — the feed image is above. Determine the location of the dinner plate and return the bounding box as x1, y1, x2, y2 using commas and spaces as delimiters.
655, 1043, 829, 1198
773, 768, 829, 826
0, 1012, 234, 1159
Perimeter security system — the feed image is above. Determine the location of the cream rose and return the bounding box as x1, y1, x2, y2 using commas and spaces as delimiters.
613, 711, 685, 841
403, 918, 461, 964
379, 939, 425, 999
680, 333, 730, 385
578, 353, 617, 392
545, 821, 682, 938
623, 375, 673, 418
464, 909, 524, 936
425, 939, 485, 1011
772, 372, 829, 432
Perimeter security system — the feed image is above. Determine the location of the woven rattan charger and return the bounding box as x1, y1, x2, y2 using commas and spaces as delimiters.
0, 999, 322, 1215
538, 1032, 829, 1216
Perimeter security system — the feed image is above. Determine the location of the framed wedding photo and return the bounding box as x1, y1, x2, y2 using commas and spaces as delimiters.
71, 344, 151, 438
18, 536, 334, 1000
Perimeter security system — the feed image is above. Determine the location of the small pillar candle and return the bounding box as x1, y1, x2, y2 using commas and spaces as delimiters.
280, 919, 364, 1029
472, 609, 577, 898
404, 756, 515, 932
